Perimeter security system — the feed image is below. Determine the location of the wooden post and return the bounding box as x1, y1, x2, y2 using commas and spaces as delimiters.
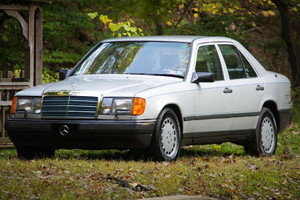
1, 104, 6, 137
25, 40, 30, 83
35, 6, 43, 86
28, 3, 35, 88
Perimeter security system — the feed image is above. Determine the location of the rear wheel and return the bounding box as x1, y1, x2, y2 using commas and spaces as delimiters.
244, 107, 277, 156
150, 108, 181, 161
17, 147, 55, 160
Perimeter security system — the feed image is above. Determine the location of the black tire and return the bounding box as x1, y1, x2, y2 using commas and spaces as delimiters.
244, 107, 278, 156
150, 108, 181, 161
17, 147, 55, 160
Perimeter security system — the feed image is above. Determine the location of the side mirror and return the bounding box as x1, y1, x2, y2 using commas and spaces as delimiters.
191, 72, 214, 83
59, 69, 72, 81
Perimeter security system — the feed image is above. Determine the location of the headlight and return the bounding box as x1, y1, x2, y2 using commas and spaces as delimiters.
99, 97, 146, 116
13, 97, 42, 115
112, 99, 132, 115
100, 98, 114, 114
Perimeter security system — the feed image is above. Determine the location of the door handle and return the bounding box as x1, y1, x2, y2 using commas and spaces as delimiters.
223, 87, 233, 93
256, 85, 264, 91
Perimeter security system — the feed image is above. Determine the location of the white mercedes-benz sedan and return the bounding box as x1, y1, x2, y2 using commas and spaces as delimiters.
5, 36, 293, 161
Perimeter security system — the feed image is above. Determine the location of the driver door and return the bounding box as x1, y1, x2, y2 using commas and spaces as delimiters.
191, 44, 233, 143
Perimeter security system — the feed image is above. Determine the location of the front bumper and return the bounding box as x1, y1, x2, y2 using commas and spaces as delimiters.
5, 119, 156, 149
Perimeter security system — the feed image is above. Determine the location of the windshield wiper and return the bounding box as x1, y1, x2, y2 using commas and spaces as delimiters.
125, 73, 147, 75
125, 73, 184, 78
147, 73, 184, 78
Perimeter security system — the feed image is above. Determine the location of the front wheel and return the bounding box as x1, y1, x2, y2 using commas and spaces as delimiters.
150, 108, 181, 161
244, 107, 278, 156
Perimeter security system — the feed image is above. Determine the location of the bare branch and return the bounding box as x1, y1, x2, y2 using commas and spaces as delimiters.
174, 0, 193, 29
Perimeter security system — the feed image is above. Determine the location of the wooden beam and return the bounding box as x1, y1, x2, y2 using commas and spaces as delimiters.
0, 82, 29, 90
0, 5, 29, 10
4, 10, 28, 40
0, 101, 12, 106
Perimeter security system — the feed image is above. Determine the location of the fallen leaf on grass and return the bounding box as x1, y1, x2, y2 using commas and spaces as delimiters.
248, 164, 258, 170
31, 194, 39, 199
254, 191, 261, 196
268, 158, 276, 163
162, 162, 169, 166
219, 172, 228, 177
129, 182, 138, 188
141, 170, 150, 174
104, 176, 153, 192
1, 190, 18, 199
283, 146, 299, 159
292, 131, 300, 135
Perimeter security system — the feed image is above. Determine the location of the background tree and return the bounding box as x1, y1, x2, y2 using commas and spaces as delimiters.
1, 0, 299, 87
271, 0, 300, 88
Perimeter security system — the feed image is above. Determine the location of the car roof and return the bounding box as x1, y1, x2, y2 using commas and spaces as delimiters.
102, 35, 237, 43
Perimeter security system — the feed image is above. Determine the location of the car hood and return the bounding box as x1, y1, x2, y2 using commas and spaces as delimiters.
16, 74, 182, 97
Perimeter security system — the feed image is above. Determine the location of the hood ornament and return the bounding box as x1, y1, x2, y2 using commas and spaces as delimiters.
69, 83, 76, 90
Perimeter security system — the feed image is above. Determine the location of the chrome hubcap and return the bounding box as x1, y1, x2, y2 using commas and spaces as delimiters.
161, 117, 177, 157
261, 116, 275, 153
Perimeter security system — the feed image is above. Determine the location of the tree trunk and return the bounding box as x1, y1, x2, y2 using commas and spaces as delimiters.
272, 0, 300, 88
155, 21, 164, 35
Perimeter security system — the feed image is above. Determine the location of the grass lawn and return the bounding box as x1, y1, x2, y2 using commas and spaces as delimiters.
1, 121, 299, 199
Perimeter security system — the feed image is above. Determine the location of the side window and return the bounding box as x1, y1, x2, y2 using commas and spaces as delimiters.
196, 45, 224, 81
219, 45, 257, 79
219, 45, 245, 79
241, 54, 257, 78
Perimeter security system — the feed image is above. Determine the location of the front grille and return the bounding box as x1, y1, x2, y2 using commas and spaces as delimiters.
42, 96, 98, 118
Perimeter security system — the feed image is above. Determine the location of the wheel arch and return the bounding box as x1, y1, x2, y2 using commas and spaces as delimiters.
162, 104, 183, 134
262, 101, 280, 131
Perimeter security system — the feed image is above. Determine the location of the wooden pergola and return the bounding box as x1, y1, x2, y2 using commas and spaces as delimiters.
0, 0, 43, 87
0, 0, 43, 141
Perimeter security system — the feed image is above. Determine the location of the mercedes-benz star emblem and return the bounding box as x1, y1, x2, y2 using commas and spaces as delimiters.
60, 125, 69, 136
69, 83, 76, 90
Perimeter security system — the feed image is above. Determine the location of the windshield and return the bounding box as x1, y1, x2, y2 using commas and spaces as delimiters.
73, 41, 191, 78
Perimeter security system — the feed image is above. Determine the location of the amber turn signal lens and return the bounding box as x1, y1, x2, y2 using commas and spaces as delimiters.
11, 96, 17, 114
132, 98, 146, 115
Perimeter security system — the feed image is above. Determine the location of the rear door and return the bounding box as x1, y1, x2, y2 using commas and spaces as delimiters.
218, 44, 265, 136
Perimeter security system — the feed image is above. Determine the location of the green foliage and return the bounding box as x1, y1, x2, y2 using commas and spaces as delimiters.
88, 13, 144, 37
42, 68, 59, 84
0, 16, 26, 74
291, 87, 300, 122
40, 1, 97, 81
43, 2, 95, 54
43, 50, 82, 64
